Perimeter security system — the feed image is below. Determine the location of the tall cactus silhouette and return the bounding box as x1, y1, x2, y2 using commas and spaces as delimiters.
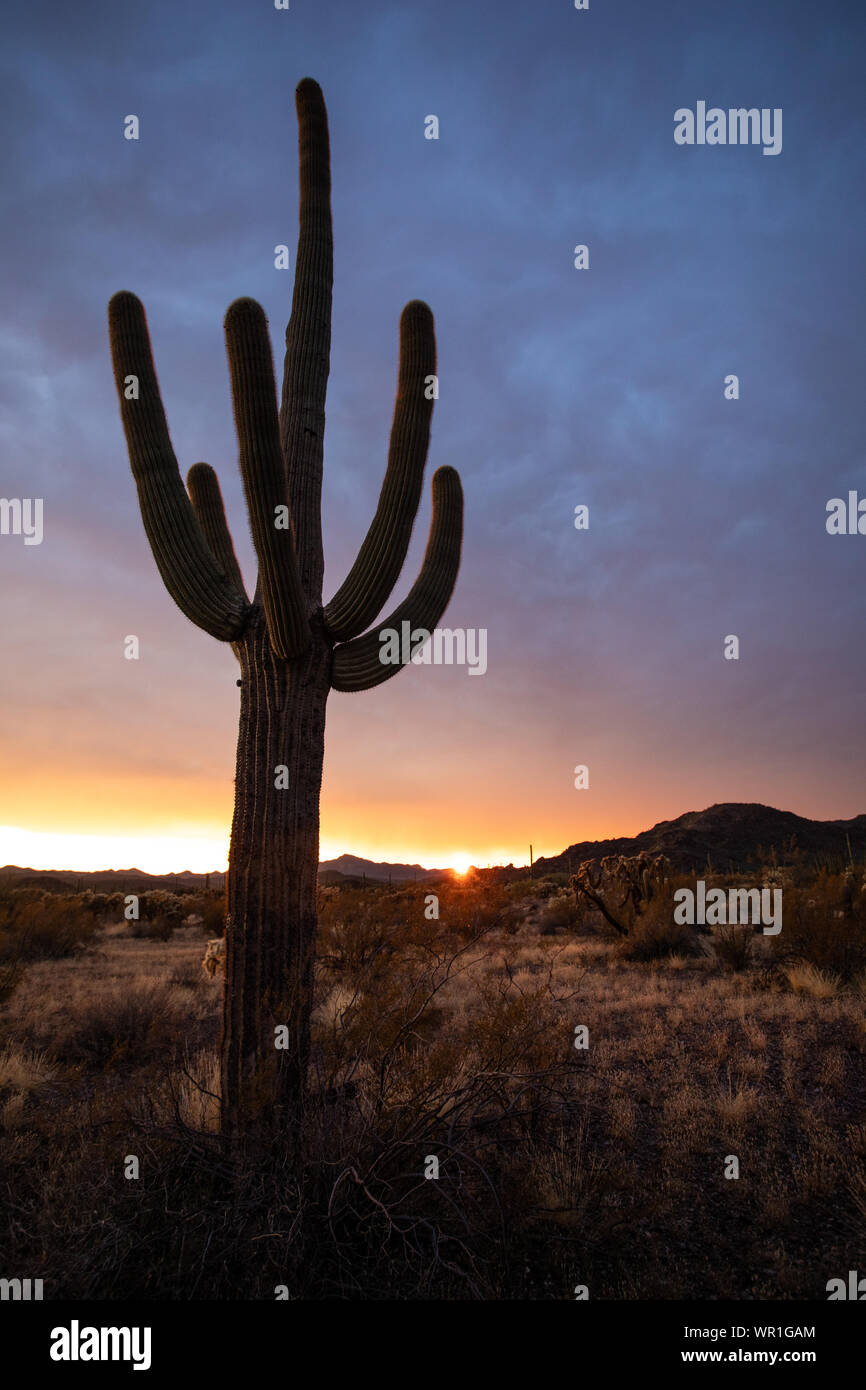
107, 78, 463, 1141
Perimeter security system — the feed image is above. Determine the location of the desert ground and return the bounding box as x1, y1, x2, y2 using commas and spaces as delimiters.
1, 868, 864, 1299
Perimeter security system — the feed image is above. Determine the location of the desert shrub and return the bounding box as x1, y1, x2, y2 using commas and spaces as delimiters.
179, 892, 226, 934
8, 886, 49, 904
537, 893, 582, 934
770, 872, 866, 979
316, 882, 507, 978
0, 892, 97, 962
197, 894, 226, 935
137, 890, 184, 926
0, 961, 25, 1003
506, 878, 544, 900
0, 989, 592, 1301
617, 915, 696, 962
52, 984, 185, 1070
713, 923, 755, 972
313, 917, 574, 1126
437, 881, 510, 938
541, 872, 571, 889
530, 878, 563, 900
169, 960, 205, 990
78, 891, 111, 921
317, 889, 409, 973
128, 915, 175, 941
302, 934, 592, 1297
615, 888, 700, 962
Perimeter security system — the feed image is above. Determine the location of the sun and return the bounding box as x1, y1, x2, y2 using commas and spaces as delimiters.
451, 853, 473, 876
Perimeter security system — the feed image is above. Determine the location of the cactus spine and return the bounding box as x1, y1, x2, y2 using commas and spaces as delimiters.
107, 78, 463, 1142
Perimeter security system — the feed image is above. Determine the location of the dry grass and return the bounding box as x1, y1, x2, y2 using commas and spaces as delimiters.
783, 961, 841, 998
0, 1041, 59, 1129
715, 1073, 760, 1128
0, 877, 864, 1299
0, 1041, 57, 1091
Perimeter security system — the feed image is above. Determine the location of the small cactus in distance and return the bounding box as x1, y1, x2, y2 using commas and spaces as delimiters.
107, 78, 464, 1142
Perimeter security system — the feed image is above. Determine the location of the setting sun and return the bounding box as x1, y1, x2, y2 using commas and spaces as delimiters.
451, 853, 473, 876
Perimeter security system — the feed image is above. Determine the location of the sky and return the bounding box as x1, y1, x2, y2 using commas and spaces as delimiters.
1, 0, 864, 873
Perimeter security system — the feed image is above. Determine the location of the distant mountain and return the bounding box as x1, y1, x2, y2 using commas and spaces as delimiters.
0, 867, 225, 893
319, 854, 445, 883
3, 804, 862, 891
532, 803, 866, 876
0, 856, 447, 890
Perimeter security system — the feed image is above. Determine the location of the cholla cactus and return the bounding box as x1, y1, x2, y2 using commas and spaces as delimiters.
107, 79, 464, 1141
571, 853, 672, 936
138, 890, 184, 924
202, 937, 226, 980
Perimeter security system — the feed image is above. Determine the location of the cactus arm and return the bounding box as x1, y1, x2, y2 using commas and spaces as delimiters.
330, 466, 463, 692
187, 463, 249, 603
225, 298, 310, 661
108, 291, 251, 641
279, 77, 333, 603
324, 301, 437, 642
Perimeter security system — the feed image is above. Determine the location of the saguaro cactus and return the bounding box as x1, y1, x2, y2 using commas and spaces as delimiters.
107, 78, 463, 1141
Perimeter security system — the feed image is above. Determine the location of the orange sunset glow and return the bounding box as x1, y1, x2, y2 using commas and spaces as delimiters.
0, 599, 861, 875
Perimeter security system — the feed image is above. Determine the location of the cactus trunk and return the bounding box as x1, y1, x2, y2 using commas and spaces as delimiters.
221, 610, 330, 1142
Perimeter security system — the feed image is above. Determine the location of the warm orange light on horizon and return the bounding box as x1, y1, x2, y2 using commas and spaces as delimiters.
0, 826, 547, 876
0, 826, 230, 877
1, 718, 703, 877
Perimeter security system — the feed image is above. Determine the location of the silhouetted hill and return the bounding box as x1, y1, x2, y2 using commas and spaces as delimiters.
0, 856, 447, 891
3, 804, 862, 891
319, 854, 445, 883
0, 867, 225, 893
531, 803, 866, 876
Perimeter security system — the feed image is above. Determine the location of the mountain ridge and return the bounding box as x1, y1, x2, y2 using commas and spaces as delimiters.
1, 803, 863, 890
529, 802, 866, 876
